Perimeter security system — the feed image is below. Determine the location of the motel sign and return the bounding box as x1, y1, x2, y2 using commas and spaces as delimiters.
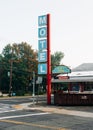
38, 15, 47, 74
38, 14, 51, 105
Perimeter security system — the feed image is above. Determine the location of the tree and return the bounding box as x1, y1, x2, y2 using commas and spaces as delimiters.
51, 51, 64, 71
0, 42, 38, 95
0, 42, 65, 95
41, 51, 64, 91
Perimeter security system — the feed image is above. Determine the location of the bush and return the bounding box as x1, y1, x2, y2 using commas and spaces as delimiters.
0, 91, 3, 97
16, 90, 25, 96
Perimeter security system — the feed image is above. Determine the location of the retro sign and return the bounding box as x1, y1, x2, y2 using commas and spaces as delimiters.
38, 15, 47, 74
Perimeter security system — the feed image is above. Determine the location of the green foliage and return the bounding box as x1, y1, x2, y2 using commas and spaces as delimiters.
16, 90, 25, 96
51, 51, 64, 71
0, 42, 38, 94
0, 42, 65, 95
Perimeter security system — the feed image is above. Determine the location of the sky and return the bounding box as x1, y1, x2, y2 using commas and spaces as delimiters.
0, 0, 93, 69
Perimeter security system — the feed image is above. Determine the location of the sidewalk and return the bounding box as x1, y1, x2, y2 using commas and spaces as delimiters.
13, 102, 93, 118
1, 94, 93, 118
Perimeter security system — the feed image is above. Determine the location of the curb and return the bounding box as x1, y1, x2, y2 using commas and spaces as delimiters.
16, 103, 93, 118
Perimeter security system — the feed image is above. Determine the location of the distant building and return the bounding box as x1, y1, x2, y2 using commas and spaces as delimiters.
72, 63, 93, 72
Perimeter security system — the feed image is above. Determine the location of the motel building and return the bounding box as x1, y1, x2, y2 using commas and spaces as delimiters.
52, 63, 93, 105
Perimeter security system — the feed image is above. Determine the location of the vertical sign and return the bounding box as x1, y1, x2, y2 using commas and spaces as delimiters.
38, 14, 51, 104
38, 15, 47, 74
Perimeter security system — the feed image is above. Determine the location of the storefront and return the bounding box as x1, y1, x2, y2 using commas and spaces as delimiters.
52, 70, 93, 105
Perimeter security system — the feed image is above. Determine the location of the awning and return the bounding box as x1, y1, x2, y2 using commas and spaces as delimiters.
52, 76, 93, 83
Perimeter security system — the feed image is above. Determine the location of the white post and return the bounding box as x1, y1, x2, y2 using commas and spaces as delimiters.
33, 71, 35, 104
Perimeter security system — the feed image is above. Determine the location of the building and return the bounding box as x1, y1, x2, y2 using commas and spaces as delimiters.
52, 63, 93, 93
52, 63, 93, 105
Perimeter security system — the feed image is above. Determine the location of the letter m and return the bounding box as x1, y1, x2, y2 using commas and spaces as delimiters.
38, 15, 47, 26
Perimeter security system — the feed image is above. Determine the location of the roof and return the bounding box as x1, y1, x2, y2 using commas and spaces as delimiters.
52, 76, 93, 83
52, 63, 93, 83
58, 71, 93, 77
57, 63, 93, 78
72, 63, 93, 72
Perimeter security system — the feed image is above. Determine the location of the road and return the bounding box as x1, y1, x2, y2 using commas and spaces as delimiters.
0, 96, 93, 129
0, 95, 47, 104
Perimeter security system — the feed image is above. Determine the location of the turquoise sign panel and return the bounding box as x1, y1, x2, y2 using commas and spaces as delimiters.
38, 39, 47, 51
38, 27, 47, 38
38, 63, 47, 74
38, 14, 47, 75
52, 65, 71, 74
38, 15, 47, 26
38, 51, 47, 62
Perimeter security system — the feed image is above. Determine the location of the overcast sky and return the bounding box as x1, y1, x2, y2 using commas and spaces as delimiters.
0, 0, 93, 68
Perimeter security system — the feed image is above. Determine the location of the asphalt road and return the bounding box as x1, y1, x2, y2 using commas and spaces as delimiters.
0, 95, 48, 105
0, 109, 93, 130
0, 96, 93, 129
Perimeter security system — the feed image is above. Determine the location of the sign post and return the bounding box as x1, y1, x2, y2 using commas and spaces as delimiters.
32, 71, 35, 105
38, 14, 51, 104
47, 14, 51, 104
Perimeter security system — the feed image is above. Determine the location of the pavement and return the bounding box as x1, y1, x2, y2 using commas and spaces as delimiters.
12, 102, 93, 118
1, 94, 93, 118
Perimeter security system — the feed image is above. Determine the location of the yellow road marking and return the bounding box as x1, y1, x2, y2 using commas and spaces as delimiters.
0, 119, 68, 130
12, 105, 24, 109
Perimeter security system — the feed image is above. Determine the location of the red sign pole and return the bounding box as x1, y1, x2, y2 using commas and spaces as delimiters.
47, 14, 51, 104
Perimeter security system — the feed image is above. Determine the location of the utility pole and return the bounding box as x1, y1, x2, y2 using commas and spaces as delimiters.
8, 44, 21, 96
9, 59, 13, 96
32, 71, 35, 104
9, 47, 13, 97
